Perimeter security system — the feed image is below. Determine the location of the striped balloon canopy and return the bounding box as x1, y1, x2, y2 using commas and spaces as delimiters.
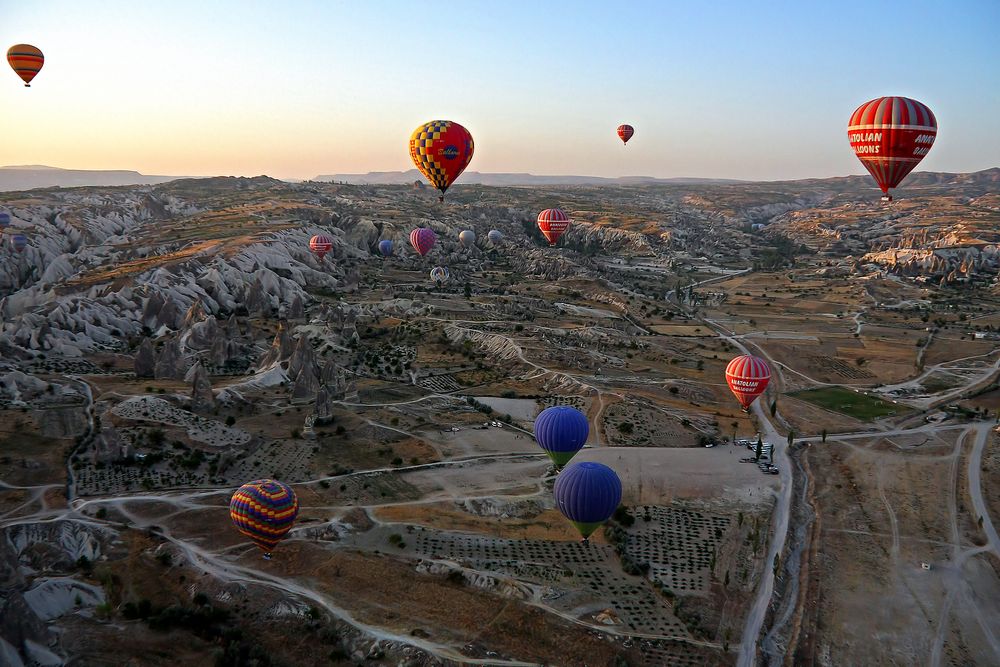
537, 208, 571, 246
309, 234, 333, 260
553, 461, 622, 541
7, 44, 43, 87
229, 479, 299, 558
429, 266, 450, 284
409, 227, 436, 256
725, 354, 771, 412
487, 229, 502, 245
617, 124, 634, 145
10, 234, 27, 253
534, 405, 589, 467
848, 96, 936, 200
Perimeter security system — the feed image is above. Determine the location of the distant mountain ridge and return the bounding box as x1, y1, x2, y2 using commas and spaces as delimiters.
313, 170, 746, 186
0, 165, 182, 192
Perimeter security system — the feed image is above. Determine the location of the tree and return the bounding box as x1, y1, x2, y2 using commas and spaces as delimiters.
770, 400, 777, 418
754, 437, 763, 462
786, 430, 795, 447
821, 428, 827, 443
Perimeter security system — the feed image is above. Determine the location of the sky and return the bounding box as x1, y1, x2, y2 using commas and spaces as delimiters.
1, 0, 998, 181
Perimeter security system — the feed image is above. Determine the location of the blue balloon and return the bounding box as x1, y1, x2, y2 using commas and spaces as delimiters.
10, 234, 27, 253
378, 239, 393, 257
553, 461, 622, 540
534, 405, 588, 466
0, 212, 10, 229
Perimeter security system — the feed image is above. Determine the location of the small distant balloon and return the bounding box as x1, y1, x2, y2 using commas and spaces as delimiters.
617, 124, 634, 145
487, 229, 502, 245
0, 212, 10, 230
10, 234, 27, 253
459, 230, 476, 248
7, 44, 43, 87
409, 227, 436, 256
430, 266, 450, 284
378, 239, 394, 257
537, 208, 571, 246
229, 479, 299, 559
553, 461, 622, 542
309, 234, 333, 260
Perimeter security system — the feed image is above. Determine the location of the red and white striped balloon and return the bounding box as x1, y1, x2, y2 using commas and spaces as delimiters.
309, 234, 333, 260
725, 355, 771, 412
537, 208, 571, 246
848, 96, 936, 199
617, 124, 634, 145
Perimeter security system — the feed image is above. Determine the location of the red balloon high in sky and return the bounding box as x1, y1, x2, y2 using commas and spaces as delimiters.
847, 96, 936, 200
617, 124, 634, 145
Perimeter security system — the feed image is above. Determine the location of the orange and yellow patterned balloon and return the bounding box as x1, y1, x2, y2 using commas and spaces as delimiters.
409, 120, 474, 198
7, 44, 44, 87
229, 479, 299, 558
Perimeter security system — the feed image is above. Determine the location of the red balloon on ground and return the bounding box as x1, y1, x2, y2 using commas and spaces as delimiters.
847, 96, 936, 199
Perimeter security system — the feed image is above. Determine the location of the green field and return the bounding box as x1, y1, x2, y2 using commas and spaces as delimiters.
790, 386, 901, 421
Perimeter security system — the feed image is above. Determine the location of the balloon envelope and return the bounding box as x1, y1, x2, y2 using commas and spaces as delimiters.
617, 124, 634, 145
430, 266, 450, 283
409, 228, 436, 256
229, 479, 299, 555
848, 96, 936, 197
309, 234, 333, 260
553, 461, 622, 539
409, 120, 474, 195
0, 212, 9, 229
459, 230, 476, 248
10, 234, 27, 253
487, 230, 502, 244
534, 405, 589, 466
378, 239, 394, 257
7, 44, 43, 87
537, 208, 571, 246
725, 354, 771, 411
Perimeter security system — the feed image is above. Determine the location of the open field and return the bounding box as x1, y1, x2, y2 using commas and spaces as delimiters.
790, 386, 903, 421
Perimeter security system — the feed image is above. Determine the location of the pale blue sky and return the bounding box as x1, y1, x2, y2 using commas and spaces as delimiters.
1, 0, 997, 180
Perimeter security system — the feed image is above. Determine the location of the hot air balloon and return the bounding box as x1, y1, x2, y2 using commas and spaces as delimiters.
725, 354, 771, 412
409, 120, 474, 201
10, 234, 27, 253
617, 124, 634, 145
309, 234, 333, 260
534, 405, 589, 466
848, 96, 937, 201
7, 44, 43, 87
537, 209, 571, 246
229, 479, 299, 559
378, 239, 394, 257
487, 229, 502, 245
553, 461, 622, 542
0, 212, 10, 230
459, 230, 476, 248
430, 266, 450, 285
409, 227, 436, 256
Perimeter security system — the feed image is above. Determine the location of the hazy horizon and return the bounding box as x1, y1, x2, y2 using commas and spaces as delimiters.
2, 0, 998, 181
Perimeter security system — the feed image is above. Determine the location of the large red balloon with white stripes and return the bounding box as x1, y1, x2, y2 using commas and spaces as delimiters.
537, 208, 571, 246
847, 96, 936, 198
725, 355, 771, 411
309, 234, 333, 260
